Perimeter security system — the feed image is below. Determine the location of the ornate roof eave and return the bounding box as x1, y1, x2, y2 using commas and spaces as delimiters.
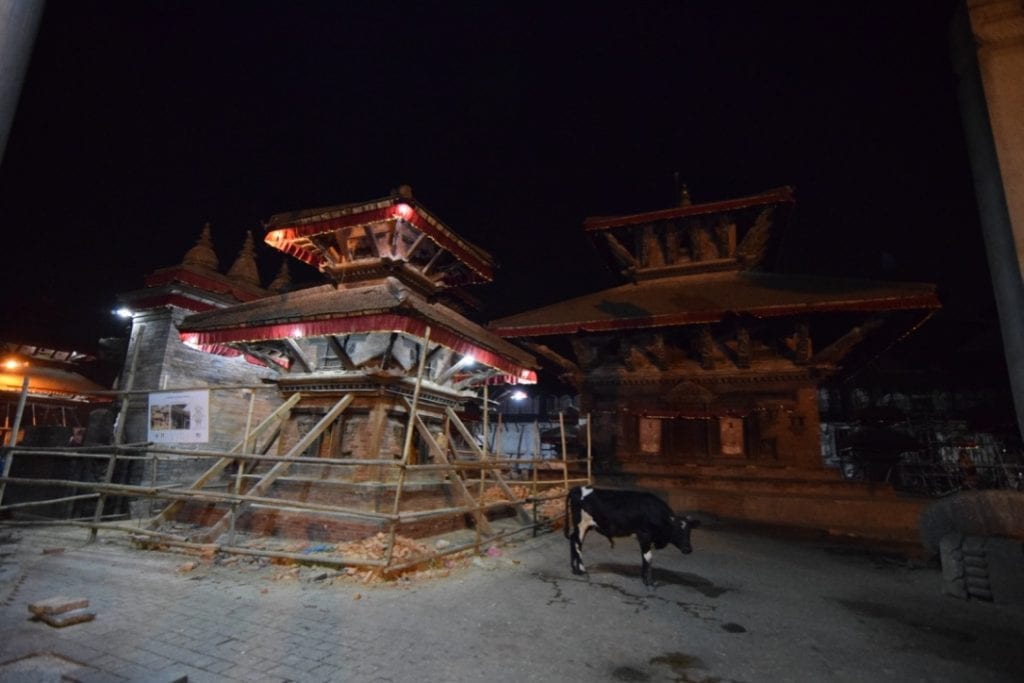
143, 264, 267, 303
582, 186, 795, 232
488, 272, 941, 339
264, 193, 496, 284
178, 280, 538, 384
120, 281, 253, 314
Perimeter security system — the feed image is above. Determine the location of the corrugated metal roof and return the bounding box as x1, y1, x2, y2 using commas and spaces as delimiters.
488, 271, 941, 337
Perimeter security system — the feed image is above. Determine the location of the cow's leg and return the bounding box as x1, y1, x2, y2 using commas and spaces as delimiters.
570, 528, 586, 575
571, 511, 596, 575
637, 534, 655, 586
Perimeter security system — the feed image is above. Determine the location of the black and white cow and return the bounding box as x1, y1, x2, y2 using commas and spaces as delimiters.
564, 485, 700, 586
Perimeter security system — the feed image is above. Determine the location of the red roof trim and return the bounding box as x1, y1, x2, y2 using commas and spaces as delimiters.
144, 268, 265, 302
583, 187, 795, 232
181, 314, 536, 384
490, 292, 941, 338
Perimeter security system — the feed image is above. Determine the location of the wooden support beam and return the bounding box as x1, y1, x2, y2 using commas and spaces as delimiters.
520, 341, 582, 383
421, 246, 444, 276
283, 338, 312, 373
454, 368, 500, 391
0, 375, 30, 509
401, 231, 427, 261
444, 406, 531, 525
147, 393, 302, 528
380, 333, 398, 371
434, 353, 472, 385
235, 344, 287, 374
201, 393, 354, 543
604, 232, 638, 272
90, 325, 145, 540
410, 410, 492, 534
327, 335, 357, 370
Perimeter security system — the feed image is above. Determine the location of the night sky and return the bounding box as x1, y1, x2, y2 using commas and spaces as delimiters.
0, 1, 997, 373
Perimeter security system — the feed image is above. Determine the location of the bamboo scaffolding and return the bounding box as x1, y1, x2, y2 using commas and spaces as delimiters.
149, 392, 302, 527
228, 390, 258, 544
0, 493, 100, 511
384, 326, 431, 566
444, 406, 531, 524
0, 374, 594, 575
0, 375, 31, 508
0, 477, 395, 522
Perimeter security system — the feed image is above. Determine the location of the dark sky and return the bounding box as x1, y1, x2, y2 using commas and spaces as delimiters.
0, 1, 994, 358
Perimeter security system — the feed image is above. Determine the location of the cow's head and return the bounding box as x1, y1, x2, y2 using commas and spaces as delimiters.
671, 516, 701, 554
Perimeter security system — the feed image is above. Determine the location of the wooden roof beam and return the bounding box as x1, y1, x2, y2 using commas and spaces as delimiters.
283, 338, 313, 373
327, 335, 357, 370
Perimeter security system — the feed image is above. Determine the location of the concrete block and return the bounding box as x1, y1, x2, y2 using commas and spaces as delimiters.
34, 607, 96, 627
27, 596, 89, 616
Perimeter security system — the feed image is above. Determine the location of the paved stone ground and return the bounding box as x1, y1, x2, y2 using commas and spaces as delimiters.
0, 521, 1022, 682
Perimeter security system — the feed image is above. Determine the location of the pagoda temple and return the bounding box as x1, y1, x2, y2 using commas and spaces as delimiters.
117, 185, 540, 540
489, 187, 942, 542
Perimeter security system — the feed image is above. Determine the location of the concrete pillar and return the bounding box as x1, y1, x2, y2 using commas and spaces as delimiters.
953, 1, 1024, 439
0, 0, 45, 163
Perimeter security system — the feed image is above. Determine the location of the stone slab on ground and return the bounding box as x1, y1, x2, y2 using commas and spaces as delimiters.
28, 595, 89, 615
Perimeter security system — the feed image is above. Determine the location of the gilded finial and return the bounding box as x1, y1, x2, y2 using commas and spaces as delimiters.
182, 223, 219, 270
227, 231, 260, 286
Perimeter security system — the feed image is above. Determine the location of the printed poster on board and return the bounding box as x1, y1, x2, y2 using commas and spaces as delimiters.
148, 390, 209, 444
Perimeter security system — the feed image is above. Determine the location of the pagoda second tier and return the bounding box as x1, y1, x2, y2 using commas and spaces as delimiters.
178, 276, 537, 395
263, 186, 495, 298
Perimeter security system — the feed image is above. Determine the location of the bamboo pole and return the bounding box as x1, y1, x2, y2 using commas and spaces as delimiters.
88, 383, 281, 397
559, 411, 569, 490
412, 412, 493, 533
0, 476, 397, 521
532, 419, 540, 501
228, 389, 257, 545
91, 326, 145, 540
201, 393, 355, 542
477, 383, 488, 550
444, 406, 530, 524
0, 375, 30, 508
384, 327, 431, 568
149, 392, 302, 527
587, 412, 593, 485
0, 493, 100, 511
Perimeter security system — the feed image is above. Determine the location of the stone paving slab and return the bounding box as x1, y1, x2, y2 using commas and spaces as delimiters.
0, 523, 1022, 682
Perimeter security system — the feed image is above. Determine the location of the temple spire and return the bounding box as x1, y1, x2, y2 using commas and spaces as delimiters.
268, 260, 291, 293
182, 223, 219, 270
227, 231, 260, 287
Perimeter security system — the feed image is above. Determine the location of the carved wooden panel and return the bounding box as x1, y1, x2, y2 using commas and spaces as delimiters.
719, 416, 744, 456
639, 417, 662, 455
